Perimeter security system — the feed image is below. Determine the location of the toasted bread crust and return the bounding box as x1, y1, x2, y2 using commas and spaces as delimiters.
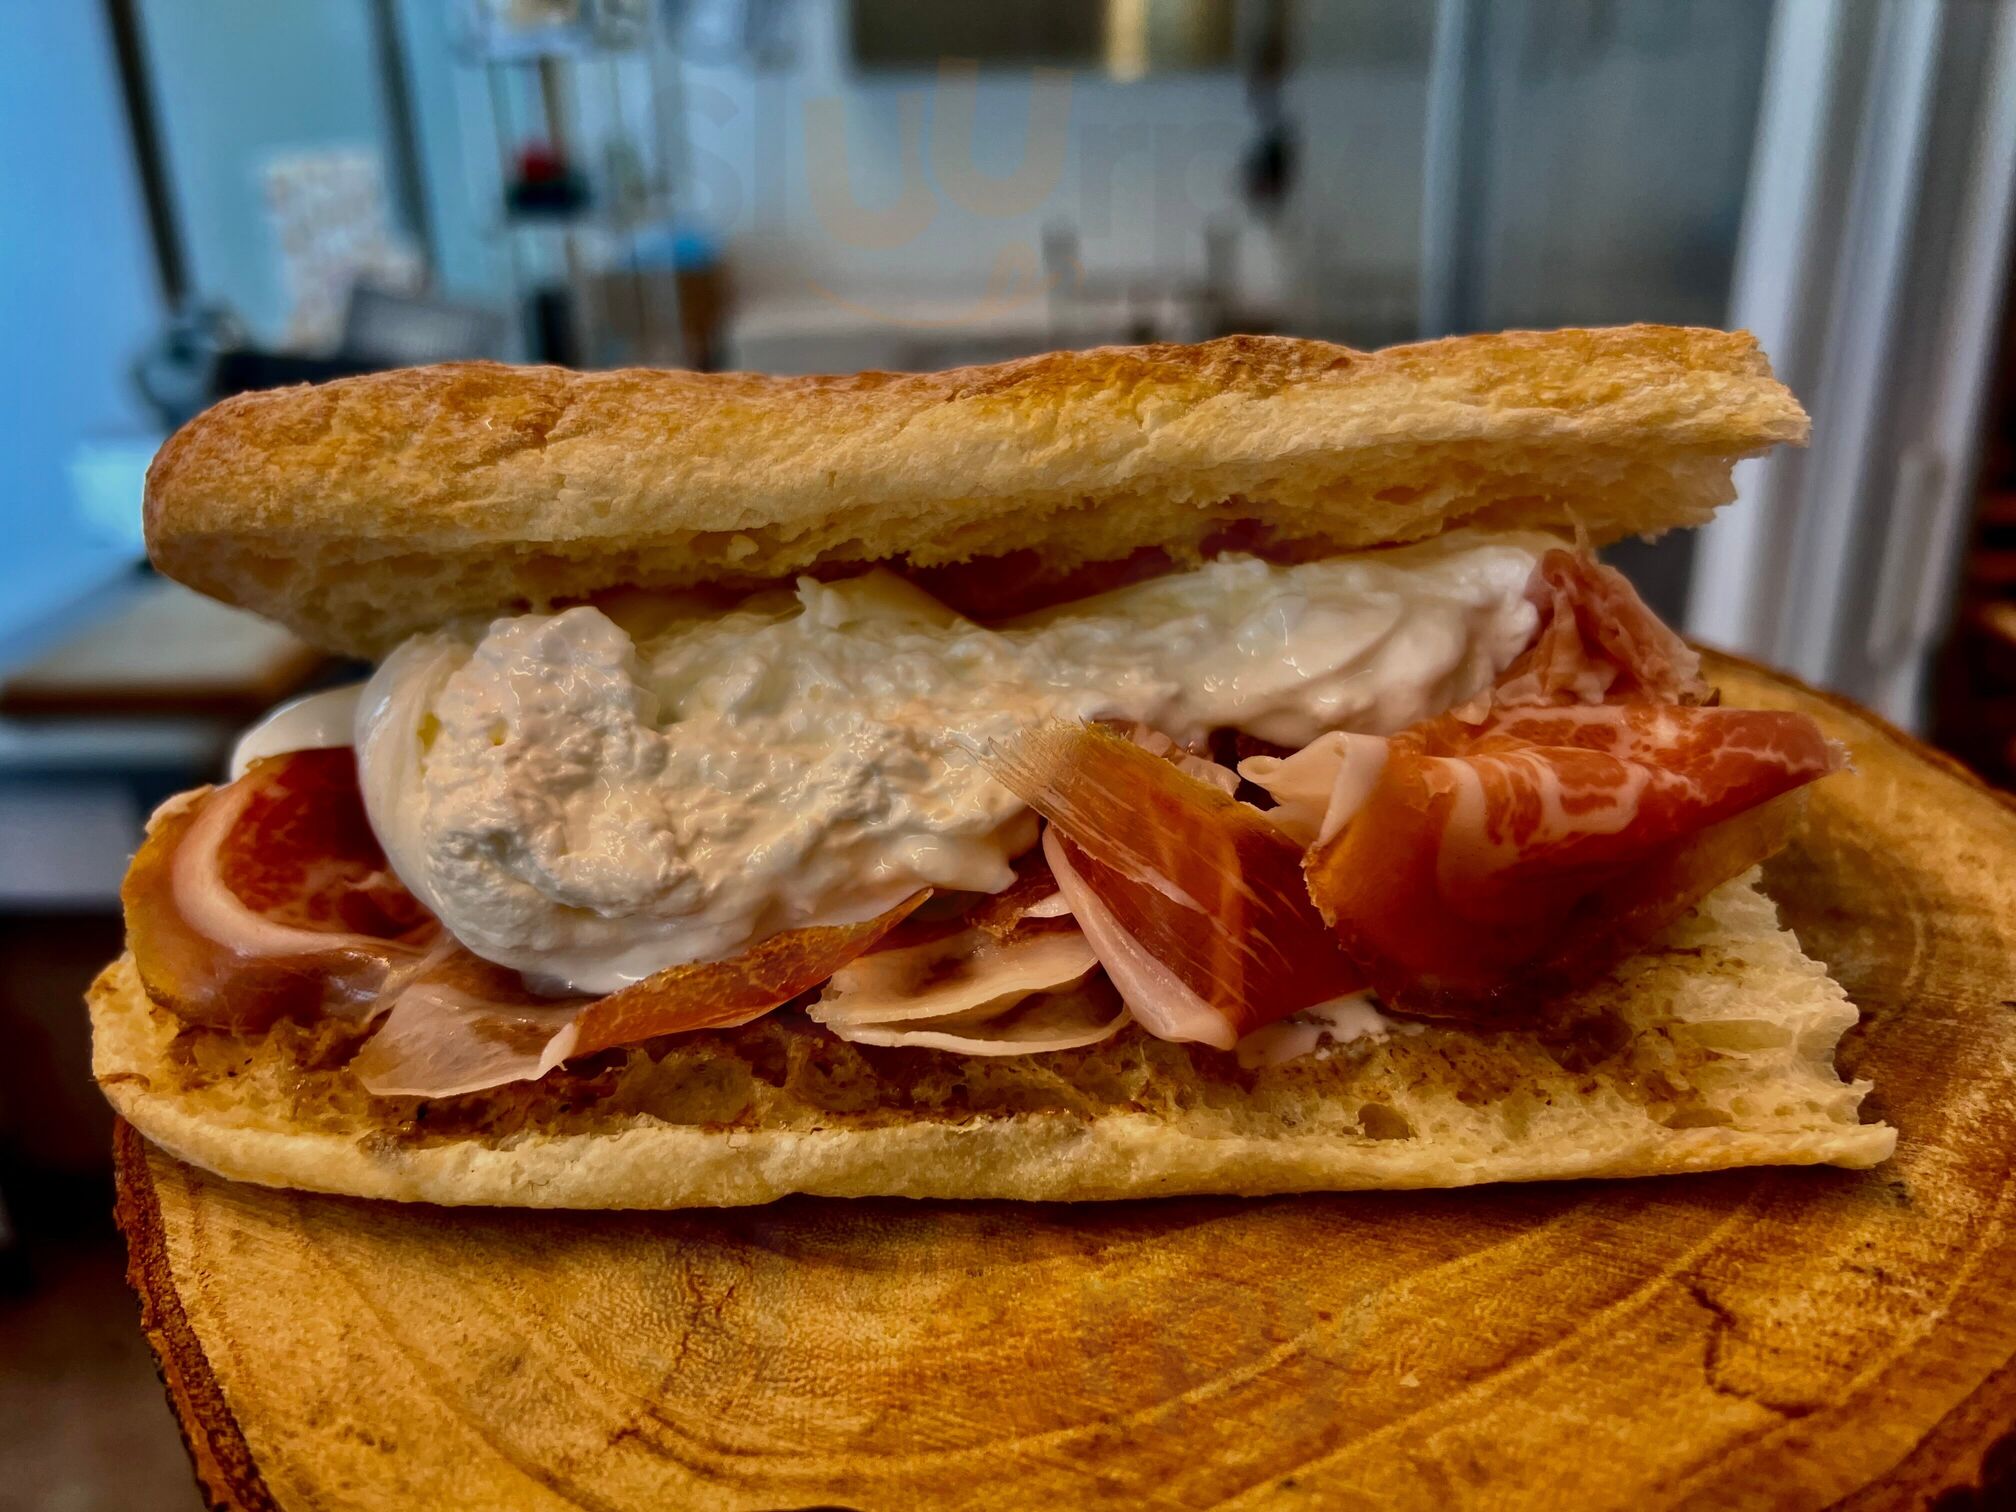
145, 326, 1806, 655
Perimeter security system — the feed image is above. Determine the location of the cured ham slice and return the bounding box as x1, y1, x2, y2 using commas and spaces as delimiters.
819, 982, 1129, 1055
349, 951, 584, 1097
128, 745, 931, 1089
1011, 548, 1842, 1032
961, 849, 1072, 938
1042, 828, 1231, 1045
1123, 725, 1241, 796
812, 926, 1098, 1026
1253, 547, 1840, 1019
1298, 702, 1843, 1018
954, 726, 1237, 942
123, 749, 435, 1032
984, 723, 1362, 1048
570, 898, 928, 1056
1240, 731, 1391, 848
1486, 548, 1712, 711
809, 924, 1124, 1055
355, 894, 928, 1096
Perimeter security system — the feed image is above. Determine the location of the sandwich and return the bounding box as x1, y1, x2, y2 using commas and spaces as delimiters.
90, 326, 1896, 1207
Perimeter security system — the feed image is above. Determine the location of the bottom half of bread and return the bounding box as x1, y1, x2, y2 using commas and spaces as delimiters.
89, 874, 1896, 1207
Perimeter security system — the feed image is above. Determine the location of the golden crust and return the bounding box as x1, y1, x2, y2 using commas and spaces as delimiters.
145, 326, 1806, 655
90, 876, 1891, 1208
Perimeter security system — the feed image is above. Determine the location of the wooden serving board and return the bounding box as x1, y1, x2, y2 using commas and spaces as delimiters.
114, 658, 2016, 1512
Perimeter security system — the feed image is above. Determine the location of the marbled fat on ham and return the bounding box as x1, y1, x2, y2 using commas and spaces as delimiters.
1486, 547, 1712, 711
1295, 550, 1842, 1018
1038, 548, 1843, 1030
1299, 703, 1840, 1016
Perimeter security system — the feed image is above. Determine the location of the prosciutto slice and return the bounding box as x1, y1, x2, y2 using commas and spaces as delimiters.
1042, 827, 1234, 1045
813, 926, 1099, 1027
1016, 546, 1844, 1032
961, 849, 1073, 938
354, 895, 926, 1096
348, 950, 584, 1097
1293, 698, 1842, 1021
819, 983, 1128, 1055
983, 723, 1363, 1048
1486, 548, 1712, 711
952, 727, 1233, 942
808, 923, 1125, 1055
128, 747, 930, 1091
123, 749, 436, 1031
1258, 549, 1842, 1018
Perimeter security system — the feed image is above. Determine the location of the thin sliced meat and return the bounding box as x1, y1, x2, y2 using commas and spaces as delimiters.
809, 923, 1123, 1055
819, 976, 1129, 1055
984, 723, 1362, 1048
350, 950, 584, 1097
906, 545, 1178, 620
1123, 724, 1241, 796
810, 925, 1098, 1027
954, 723, 1239, 943
571, 897, 929, 1055
124, 749, 435, 1032
1301, 702, 1843, 1019
135, 748, 932, 1091
354, 893, 930, 1096
1486, 548, 1712, 712
1239, 731, 1391, 848
962, 849, 1072, 938
1519, 791, 1806, 999
1043, 826, 1229, 1045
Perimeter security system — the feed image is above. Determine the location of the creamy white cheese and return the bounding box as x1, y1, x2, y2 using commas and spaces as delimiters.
1233, 993, 1411, 1069
255, 530, 1555, 993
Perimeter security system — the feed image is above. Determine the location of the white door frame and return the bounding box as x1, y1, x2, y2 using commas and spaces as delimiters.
1688, 0, 2016, 731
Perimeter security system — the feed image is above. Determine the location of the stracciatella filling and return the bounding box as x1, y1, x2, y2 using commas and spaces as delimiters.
263, 530, 1557, 993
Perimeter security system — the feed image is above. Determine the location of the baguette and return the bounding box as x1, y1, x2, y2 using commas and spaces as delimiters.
144, 326, 1806, 656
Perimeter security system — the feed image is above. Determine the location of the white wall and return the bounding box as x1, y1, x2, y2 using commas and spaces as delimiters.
674, 2, 1437, 327
392, 0, 515, 310
323, 1, 1761, 377
387, 0, 1436, 354
135, 0, 401, 344
1465, 0, 1772, 332
0, 3, 164, 661
681, 4, 1258, 303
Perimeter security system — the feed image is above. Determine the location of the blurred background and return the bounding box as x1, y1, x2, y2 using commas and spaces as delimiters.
3, 1, 2015, 1503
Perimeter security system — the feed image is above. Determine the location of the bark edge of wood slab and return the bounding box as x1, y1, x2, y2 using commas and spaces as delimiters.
111, 654, 2016, 1512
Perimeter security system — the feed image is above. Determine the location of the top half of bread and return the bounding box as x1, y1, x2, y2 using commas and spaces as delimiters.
145, 325, 1807, 657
